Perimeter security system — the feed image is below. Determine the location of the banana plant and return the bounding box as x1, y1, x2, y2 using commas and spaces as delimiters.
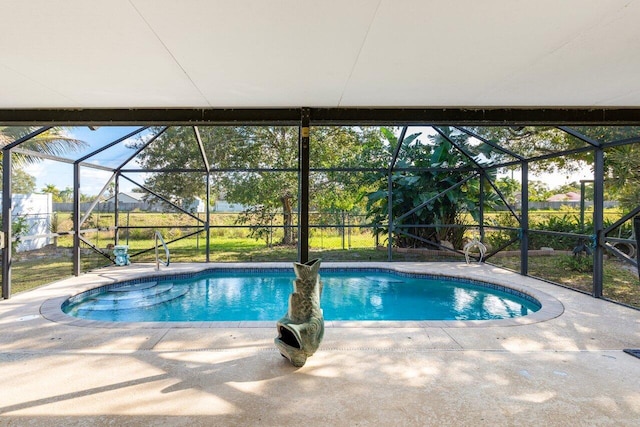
366, 126, 505, 249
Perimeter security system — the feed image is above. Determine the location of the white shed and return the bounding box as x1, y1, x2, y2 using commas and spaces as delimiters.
0, 193, 53, 252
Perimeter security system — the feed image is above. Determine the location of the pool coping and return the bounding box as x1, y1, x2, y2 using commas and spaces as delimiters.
39, 262, 565, 329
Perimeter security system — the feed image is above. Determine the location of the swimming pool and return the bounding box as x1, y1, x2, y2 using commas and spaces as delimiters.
62, 268, 541, 322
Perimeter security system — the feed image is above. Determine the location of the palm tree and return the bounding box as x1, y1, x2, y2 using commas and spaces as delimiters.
41, 184, 62, 202
1, 127, 85, 251
59, 187, 74, 203
0, 127, 86, 193
0, 126, 86, 167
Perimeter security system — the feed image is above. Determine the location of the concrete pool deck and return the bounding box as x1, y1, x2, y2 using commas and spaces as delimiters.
1, 262, 639, 425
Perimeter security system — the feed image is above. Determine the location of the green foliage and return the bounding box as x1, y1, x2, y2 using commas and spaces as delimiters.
606, 143, 640, 211
3, 168, 36, 194
85, 124, 640, 256
11, 214, 29, 253
235, 205, 277, 246
1, 126, 85, 167
133, 126, 297, 243
566, 126, 640, 210
0, 213, 32, 252
485, 212, 520, 250
40, 184, 74, 203
59, 187, 73, 202
555, 254, 593, 273
529, 214, 586, 250
134, 126, 385, 246
487, 213, 588, 251
528, 180, 552, 202
467, 126, 591, 174
0, 127, 85, 195
41, 184, 62, 202
367, 127, 504, 249
0, 126, 86, 165
311, 127, 383, 210
494, 176, 520, 205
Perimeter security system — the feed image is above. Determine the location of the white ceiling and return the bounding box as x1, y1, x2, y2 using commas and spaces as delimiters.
1, 0, 639, 109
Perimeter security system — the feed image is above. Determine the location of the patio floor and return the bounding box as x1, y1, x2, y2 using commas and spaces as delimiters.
1, 262, 639, 426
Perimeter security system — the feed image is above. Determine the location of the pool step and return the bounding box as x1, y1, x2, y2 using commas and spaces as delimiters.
78, 283, 189, 311
99, 282, 174, 301
110, 282, 158, 292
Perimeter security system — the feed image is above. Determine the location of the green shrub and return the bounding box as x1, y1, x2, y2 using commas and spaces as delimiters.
529, 214, 581, 250
555, 254, 593, 273
485, 212, 520, 250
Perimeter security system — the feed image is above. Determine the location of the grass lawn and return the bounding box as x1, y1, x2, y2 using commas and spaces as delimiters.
491, 255, 640, 308
10, 259, 73, 295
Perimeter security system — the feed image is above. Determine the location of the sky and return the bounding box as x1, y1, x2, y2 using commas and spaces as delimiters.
527, 168, 593, 187
24, 126, 147, 195
500, 165, 593, 188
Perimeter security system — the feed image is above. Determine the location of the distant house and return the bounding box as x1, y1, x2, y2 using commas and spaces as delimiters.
546, 194, 565, 202
100, 192, 154, 212
214, 200, 246, 212
546, 192, 581, 202
183, 197, 205, 213
103, 192, 145, 204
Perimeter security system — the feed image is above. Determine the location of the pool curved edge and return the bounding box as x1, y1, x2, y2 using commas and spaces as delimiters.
40, 262, 565, 329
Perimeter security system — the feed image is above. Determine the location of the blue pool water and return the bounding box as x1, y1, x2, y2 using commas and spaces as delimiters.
62, 269, 541, 322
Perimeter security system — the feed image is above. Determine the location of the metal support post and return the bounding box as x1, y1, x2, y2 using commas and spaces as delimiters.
580, 180, 586, 233
341, 211, 346, 250
520, 162, 529, 276
2, 149, 12, 298
73, 163, 81, 276
387, 172, 393, 261
205, 172, 211, 262
479, 172, 485, 242
347, 213, 352, 249
593, 148, 605, 297
114, 173, 120, 245
298, 108, 310, 263
635, 216, 640, 278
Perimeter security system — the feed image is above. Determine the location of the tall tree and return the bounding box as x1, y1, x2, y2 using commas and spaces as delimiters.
527, 180, 552, 202
132, 126, 385, 245
10, 169, 36, 194
461, 126, 599, 187
130, 126, 217, 205
494, 176, 520, 206
483, 126, 640, 211
59, 187, 74, 203
309, 126, 386, 212
219, 127, 298, 244
579, 126, 640, 212
41, 183, 62, 202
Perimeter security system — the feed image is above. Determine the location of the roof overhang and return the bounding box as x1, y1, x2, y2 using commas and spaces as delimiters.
2, 107, 640, 126
2, 0, 640, 116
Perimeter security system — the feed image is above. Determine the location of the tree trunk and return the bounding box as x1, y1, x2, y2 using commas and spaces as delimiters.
281, 193, 294, 245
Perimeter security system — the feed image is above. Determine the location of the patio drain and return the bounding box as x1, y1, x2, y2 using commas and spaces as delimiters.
623, 349, 640, 360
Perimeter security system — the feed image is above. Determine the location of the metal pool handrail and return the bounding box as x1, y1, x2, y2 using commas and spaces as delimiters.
155, 230, 170, 270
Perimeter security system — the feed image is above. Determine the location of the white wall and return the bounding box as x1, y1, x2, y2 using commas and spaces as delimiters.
1, 193, 53, 252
